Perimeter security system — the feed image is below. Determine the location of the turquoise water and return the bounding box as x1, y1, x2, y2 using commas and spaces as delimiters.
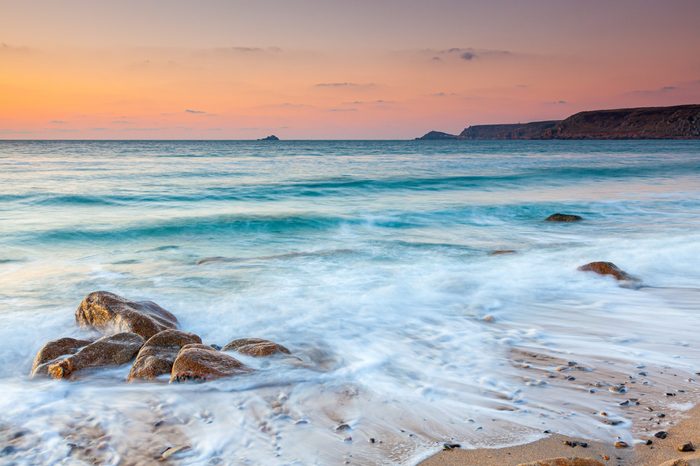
1, 140, 700, 464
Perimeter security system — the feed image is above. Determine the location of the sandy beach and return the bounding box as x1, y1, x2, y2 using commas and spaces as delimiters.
420, 346, 700, 466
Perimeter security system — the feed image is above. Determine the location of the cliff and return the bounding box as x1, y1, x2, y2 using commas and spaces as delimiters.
416, 104, 700, 140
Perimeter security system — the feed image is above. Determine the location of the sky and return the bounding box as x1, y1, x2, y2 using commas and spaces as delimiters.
1, 0, 699, 139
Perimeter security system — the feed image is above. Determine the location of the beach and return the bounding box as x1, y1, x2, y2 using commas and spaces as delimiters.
1, 140, 700, 465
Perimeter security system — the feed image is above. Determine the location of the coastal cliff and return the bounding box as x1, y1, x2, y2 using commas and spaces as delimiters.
417, 104, 700, 140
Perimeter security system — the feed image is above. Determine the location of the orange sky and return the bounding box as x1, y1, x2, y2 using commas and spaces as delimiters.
1, 0, 699, 139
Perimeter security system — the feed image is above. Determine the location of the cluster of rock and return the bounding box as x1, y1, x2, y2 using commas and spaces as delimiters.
30, 291, 290, 382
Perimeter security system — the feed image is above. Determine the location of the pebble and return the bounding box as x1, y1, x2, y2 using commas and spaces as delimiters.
564, 440, 588, 448
335, 424, 351, 432
161, 445, 191, 460
654, 431, 668, 439
443, 443, 461, 450
614, 441, 629, 449
678, 442, 695, 452
1, 446, 17, 456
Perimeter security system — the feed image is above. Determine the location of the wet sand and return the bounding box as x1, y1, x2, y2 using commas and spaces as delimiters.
420, 347, 700, 466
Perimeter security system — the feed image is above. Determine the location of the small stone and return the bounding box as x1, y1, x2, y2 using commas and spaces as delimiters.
578, 262, 636, 282
645, 440, 653, 445
369, 438, 376, 444
655, 431, 668, 439
161, 445, 191, 460
443, 443, 461, 450
343, 436, 352, 443
335, 423, 351, 432
678, 442, 695, 452
545, 213, 583, 222
614, 441, 629, 448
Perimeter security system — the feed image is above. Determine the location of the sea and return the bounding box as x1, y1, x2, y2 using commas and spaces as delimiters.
1, 140, 700, 465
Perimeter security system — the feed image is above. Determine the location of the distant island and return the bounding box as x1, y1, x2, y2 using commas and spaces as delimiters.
258, 135, 280, 141
416, 104, 700, 140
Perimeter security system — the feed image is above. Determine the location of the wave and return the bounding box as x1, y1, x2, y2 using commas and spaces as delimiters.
4, 158, 700, 207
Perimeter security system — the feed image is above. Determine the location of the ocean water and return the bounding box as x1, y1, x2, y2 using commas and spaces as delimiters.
1, 140, 700, 465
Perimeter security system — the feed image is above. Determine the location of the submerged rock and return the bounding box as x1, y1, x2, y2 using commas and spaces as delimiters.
30, 337, 92, 378
128, 329, 202, 382
489, 249, 516, 256
222, 338, 291, 357
47, 332, 144, 379
518, 459, 603, 466
170, 344, 249, 382
578, 261, 637, 281
76, 291, 178, 339
545, 213, 583, 222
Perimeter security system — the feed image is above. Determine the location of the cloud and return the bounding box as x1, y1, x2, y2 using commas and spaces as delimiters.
185, 109, 207, 114
419, 47, 514, 63
259, 102, 312, 109
314, 82, 375, 88
0, 42, 34, 54
430, 92, 458, 97
545, 100, 568, 105
49, 120, 67, 124
201, 46, 282, 57
328, 108, 358, 112
627, 84, 682, 96
343, 99, 394, 105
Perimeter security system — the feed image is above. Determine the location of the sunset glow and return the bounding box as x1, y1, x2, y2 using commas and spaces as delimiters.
1, 0, 699, 139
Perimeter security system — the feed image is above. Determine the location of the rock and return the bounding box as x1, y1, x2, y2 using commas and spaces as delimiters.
222, 338, 291, 357
47, 333, 144, 379
545, 213, 583, 222
161, 445, 191, 460
415, 130, 459, 140
489, 249, 516, 256
170, 344, 249, 382
127, 330, 202, 382
659, 459, 700, 466
578, 262, 636, 281
30, 337, 92, 377
442, 443, 461, 450
258, 135, 280, 141
655, 431, 669, 439
76, 291, 178, 339
517, 458, 604, 466
678, 442, 696, 452
614, 440, 629, 448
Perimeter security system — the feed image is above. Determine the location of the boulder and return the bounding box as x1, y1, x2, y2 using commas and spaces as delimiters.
518, 459, 604, 466
578, 261, 636, 281
76, 291, 178, 339
47, 332, 144, 379
170, 344, 249, 383
30, 337, 92, 378
545, 213, 583, 222
222, 338, 291, 357
128, 329, 202, 382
